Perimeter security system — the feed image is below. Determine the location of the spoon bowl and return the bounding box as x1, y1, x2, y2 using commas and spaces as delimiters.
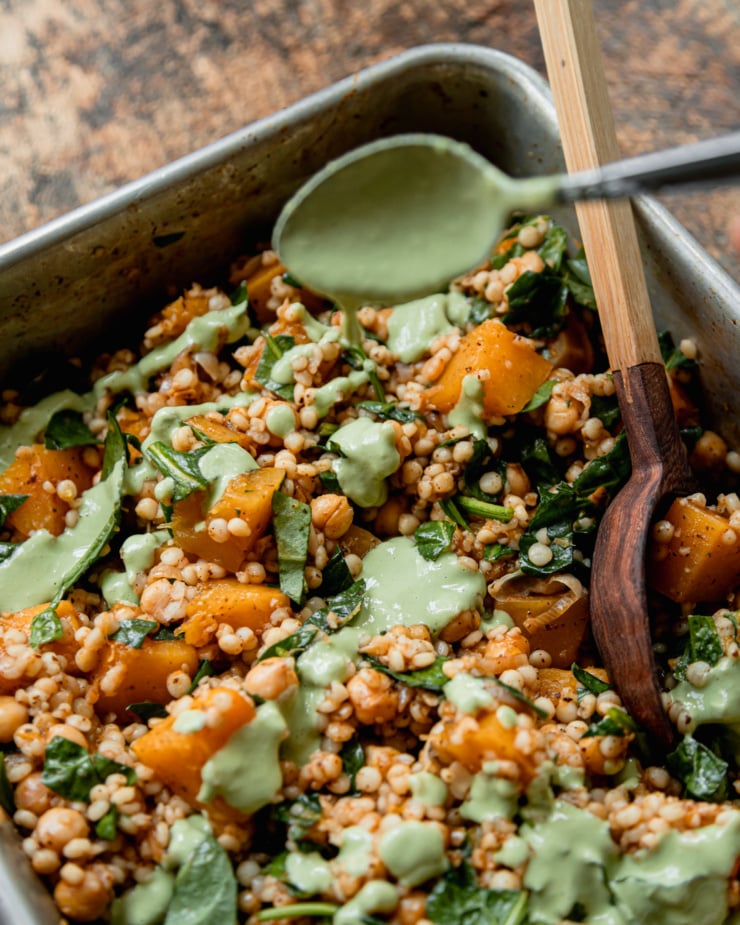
274, 130, 740, 307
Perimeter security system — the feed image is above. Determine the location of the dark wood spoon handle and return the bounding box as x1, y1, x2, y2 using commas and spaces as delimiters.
590, 363, 695, 746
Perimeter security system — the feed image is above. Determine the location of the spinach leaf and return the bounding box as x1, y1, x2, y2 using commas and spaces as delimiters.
659, 330, 696, 372
484, 543, 516, 562
44, 410, 99, 450
502, 269, 568, 338
667, 735, 728, 802
365, 654, 450, 693
95, 805, 119, 840
343, 345, 384, 401
316, 546, 354, 598
29, 607, 63, 649
415, 521, 456, 561
110, 618, 159, 648
462, 439, 506, 503
537, 222, 568, 271
42, 736, 135, 802
0, 542, 17, 563
562, 249, 596, 310
306, 580, 365, 633
426, 862, 528, 925
272, 491, 311, 603
271, 792, 322, 840
257, 625, 319, 663
144, 442, 211, 502
687, 614, 724, 667
188, 658, 215, 693
255, 333, 296, 400
572, 664, 610, 696
356, 400, 423, 424
165, 831, 237, 925
0, 754, 15, 816
519, 433, 561, 488
0, 494, 28, 527
439, 497, 469, 530
126, 701, 168, 722
589, 393, 621, 428
318, 469, 341, 493
582, 706, 636, 739
520, 379, 556, 413
468, 297, 494, 326
520, 433, 630, 578
340, 738, 365, 792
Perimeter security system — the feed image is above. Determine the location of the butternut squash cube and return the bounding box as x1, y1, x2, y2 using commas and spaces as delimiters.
420, 319, 553, 418
0, 600, 82, 693
171, 467, 284, 572
493, 591, 589, 668
132, 686, 255, 814
181, 580, 290, 646
649, 497, 740, 603
92, 636, 200, 721
0, 445, 96, 539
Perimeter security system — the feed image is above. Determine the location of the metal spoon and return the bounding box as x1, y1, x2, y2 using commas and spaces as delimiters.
273, 129, 739, 308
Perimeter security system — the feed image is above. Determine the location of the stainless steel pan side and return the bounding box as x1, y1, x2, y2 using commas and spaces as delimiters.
0, 42, 738, 925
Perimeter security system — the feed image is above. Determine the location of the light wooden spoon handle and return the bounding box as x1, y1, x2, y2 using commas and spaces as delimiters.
533, 0, 662, 371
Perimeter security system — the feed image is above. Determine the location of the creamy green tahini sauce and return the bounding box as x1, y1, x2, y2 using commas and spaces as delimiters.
285, 851, 332, 894
495, 835, 529, 869
266, 403, 297, 437
109, 868, 175, 925
386, 293, 453, 362
443, 672, 494, 713
93, 302, 251, 396
313, 368, 371, 419
166, 815, 211, 867
0, 455, 125, 611
461, 768, 518, 822
280, 640, 354, 765
357, 536, 485, 637
330, 418, 400, 508
670, 656, 740, 734
199, 442, 258, 507
610, 815, 740, 925
408, 771, 447, 807
198, 701, 287, 814
334, 880, 398, 925
0, 389, 94, 470
378, 821, 447, 886
102, 529, 170, 606
449, 373, 486, 440
336, 825, 374, 876
522, 800, 740, 925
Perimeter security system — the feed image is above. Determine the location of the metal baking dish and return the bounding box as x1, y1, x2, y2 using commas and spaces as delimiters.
0, 42, 739, 925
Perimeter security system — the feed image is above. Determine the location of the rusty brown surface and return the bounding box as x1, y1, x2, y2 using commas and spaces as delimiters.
0, 0, 738, 280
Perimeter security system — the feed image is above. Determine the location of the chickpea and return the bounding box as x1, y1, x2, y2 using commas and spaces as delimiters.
504, 463, 530, 498
544, 390, 584, 435
691, 429, 728, 471
374, 496, 407, 537
310, 494, 354, 539
0, 696, 28, 742
36, 807, 89, 852
54, 864, 113, 922
346, 669, 399, 725
46, 723, 88, 750
244, 657, 298, 701
14, 772, 54, 816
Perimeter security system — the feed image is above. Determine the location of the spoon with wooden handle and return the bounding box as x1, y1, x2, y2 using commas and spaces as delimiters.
534, 0, 695, 746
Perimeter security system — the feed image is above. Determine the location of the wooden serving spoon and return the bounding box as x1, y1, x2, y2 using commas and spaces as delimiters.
534, 0, 695, 745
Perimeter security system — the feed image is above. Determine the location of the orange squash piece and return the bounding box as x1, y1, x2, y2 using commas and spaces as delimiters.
185, 414, 252, 450
0, 601, 82, 693
171, 467, 285, 572
181, 580, 290, 647
493, 590, 589, 668
91, 636, 200, 721
649, 497, 740, 603
533, 666, 609, 706
0, 445, 97, 539
430, 707, 538, 781
420, 319, 553, 418
132, 686, 255, 814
